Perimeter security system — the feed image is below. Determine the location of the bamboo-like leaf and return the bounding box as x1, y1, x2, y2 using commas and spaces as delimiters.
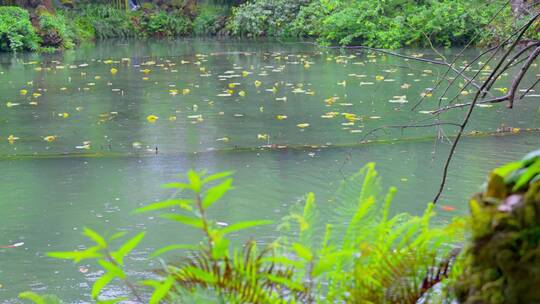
149, 276, 175, 304
162, 182, 188, 189
202, 171, 234, 184
202, 178, 234, 209
188, 170, 202, 193
18, 292, 45, 304
160, 213, 203, 228
83, 227, 107, 248
108, 231, 128, 242
133, 199, 191, 214
98, 260, 126, 279
48, 247, 103, 263
92, 273, 115, 299
150, 244, 197, 258
111, 232, 145, 265
220, 220, 272, 235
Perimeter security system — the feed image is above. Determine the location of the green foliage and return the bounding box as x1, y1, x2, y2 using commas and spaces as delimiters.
47, 228, 146, 301
193, 4, 228, 36
301, 0, 506, 48
70, 4, 136, 39
277, 163, 464, 302
38, 165, 464, 302
454, 150, 540, 304
0, 6, 40, 52
228, 0, 508, 48
139, 10, 191, 36
227, 0, 311, 37
19, 292, 63, 304
38, 12, 75, 49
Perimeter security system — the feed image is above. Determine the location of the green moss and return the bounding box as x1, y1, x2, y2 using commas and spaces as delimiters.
455, 150, 540, 304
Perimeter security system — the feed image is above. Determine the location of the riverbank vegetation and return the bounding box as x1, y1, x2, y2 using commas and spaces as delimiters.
0, 0, 538, 52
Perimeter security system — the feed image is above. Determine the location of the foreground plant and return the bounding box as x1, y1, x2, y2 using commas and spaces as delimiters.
454, 150, 540, 304
20, 165, 464, 303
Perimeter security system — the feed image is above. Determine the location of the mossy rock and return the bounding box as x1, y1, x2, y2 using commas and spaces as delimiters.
455, 149, 540, 303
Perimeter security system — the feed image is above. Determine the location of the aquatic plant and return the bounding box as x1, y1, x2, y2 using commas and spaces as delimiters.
21, 164, 464, 302
0, 6, 40, 52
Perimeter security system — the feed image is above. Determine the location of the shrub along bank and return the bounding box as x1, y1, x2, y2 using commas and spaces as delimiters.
0, 0, 536, 52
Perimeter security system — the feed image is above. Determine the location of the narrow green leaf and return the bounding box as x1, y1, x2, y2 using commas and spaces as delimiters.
162, 182, 188, 189
83, 227, 107, 248
18, 292, 45, 304
202, 178, 234, 209
202, 171, 234, 184
133, 199, 191, 214
150, 244, 196, 258
149, 276, 175, 304
160, 213, 203, 228
265, 274, 304, 291
188, 170, 202, 193
48, 247, 103, 262
111, 232, 145, 265
292, 243, 313, 261
220, 220, 272, 235
513, 161, 540, 191
493, 161, 523, 177
92, 273, 114, 299
184, 266, 216, 283
108, 231, 128, 242
98, 260, 125, 279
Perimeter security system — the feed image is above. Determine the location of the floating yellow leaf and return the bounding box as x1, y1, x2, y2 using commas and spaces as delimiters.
20, 89, 28, 95
110, 67, 118, 75
44, 135, 56, 142
257, 134, 269, 140
147, 115, 159, 123
254, 80, 262, 87
239, 90, 246, 97
183, 88, 191, 95
276, 115, 288, 120
7, 135, 19, 144
297, 123, 310, 128
375, 75, 385, 81
59, 112, 69, 118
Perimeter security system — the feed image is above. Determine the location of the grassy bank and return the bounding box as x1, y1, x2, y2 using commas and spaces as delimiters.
0, 0, 537, 52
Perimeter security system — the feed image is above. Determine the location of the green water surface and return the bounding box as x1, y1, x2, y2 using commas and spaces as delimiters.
0, 39, 539, 302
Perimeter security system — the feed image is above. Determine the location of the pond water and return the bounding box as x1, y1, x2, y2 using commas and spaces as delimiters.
0, 38, 539, 302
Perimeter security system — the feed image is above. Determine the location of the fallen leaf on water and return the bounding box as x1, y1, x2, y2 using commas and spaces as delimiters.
44, 135, 56, 142
297, 123, 310, 128
146, 115, 159, 123
441, 205, 456, 212
7, 135, 19, 144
